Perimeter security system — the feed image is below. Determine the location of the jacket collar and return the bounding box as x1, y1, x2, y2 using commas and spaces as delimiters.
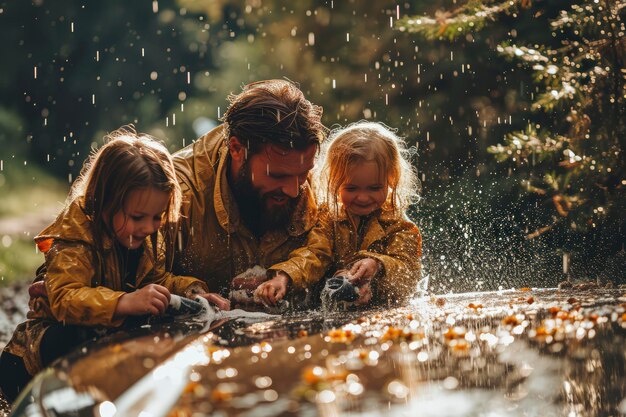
213, 142, 235, 233
336, 206, 400, 249
135, 237, 157, 285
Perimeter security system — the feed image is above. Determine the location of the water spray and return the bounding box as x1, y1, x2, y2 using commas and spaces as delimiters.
322, 275, 359, 302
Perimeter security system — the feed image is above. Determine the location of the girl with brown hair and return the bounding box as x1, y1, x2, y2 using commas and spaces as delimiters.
0, 127, 228, 401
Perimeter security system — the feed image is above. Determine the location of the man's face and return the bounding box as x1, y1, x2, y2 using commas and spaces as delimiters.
231, 143, 317, 233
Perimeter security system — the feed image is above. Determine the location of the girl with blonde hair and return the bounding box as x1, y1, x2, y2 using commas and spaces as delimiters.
0, 127, 228, 401
255, 121, 422, 306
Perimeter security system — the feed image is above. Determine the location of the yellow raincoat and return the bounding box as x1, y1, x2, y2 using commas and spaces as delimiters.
3, 197, 207, 375
171, 125, 318, 293
272, 206, 422, 304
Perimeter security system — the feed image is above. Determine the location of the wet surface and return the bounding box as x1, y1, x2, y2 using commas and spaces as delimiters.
5, 288, 626, 417
170, 288, 626, 417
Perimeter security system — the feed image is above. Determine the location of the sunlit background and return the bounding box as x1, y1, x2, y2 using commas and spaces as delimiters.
0, 0, 623, 291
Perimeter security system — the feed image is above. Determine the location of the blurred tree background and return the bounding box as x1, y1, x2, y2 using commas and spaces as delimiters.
0, 0, 623, 291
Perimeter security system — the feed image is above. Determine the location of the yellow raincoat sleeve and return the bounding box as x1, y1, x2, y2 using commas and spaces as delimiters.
357, 220, 422, 304
147, 238, 209, 298
45, 242, 126, 327
270, 208, 335, 290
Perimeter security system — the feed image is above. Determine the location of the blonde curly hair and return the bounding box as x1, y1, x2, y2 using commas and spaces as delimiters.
314, 121, 420, 216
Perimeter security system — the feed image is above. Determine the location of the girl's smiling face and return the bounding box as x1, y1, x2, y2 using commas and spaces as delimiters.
339, 161, 388, 216
111, 187, 169, 249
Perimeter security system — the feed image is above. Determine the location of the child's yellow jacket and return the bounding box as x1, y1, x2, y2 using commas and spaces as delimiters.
4, 197, 207, 375
272, 205, 422, 304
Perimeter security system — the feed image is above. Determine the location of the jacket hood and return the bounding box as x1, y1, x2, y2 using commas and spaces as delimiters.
34, 197, 113, 253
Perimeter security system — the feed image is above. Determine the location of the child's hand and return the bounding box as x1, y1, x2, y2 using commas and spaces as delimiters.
254, 271, 290, 306
115, 284, 170, 317
348, 258, 380, 285
197, 293, 231, 311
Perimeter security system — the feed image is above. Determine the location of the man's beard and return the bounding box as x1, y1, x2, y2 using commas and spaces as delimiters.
231, 160, 298, 236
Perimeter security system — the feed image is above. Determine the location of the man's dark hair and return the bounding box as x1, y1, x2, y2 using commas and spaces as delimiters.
222, 79, 326, 154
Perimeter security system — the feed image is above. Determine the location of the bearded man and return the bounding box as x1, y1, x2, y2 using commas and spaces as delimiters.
171, 80, 326, 301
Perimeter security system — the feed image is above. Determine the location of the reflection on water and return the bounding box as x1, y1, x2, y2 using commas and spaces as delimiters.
6, 289, 624, 417
172, 288, 626, 417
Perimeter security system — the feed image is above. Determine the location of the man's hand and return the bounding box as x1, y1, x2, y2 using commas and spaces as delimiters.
197, 293, 231, 311
115, 284, 170, 318
253, 271, 290, 306
348, 258, 380, 285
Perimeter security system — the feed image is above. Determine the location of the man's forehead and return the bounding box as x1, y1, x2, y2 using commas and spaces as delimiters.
262, 143, 317, 170
266, 142, 317, 157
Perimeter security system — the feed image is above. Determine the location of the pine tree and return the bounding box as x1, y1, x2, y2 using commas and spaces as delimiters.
398, 0, 625, 245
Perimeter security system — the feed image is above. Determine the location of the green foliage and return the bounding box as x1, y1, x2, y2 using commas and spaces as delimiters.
401, 0, 625, 241
0, 161, 67, 286
397, 0, 522, 41
0, 237, 43, 286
